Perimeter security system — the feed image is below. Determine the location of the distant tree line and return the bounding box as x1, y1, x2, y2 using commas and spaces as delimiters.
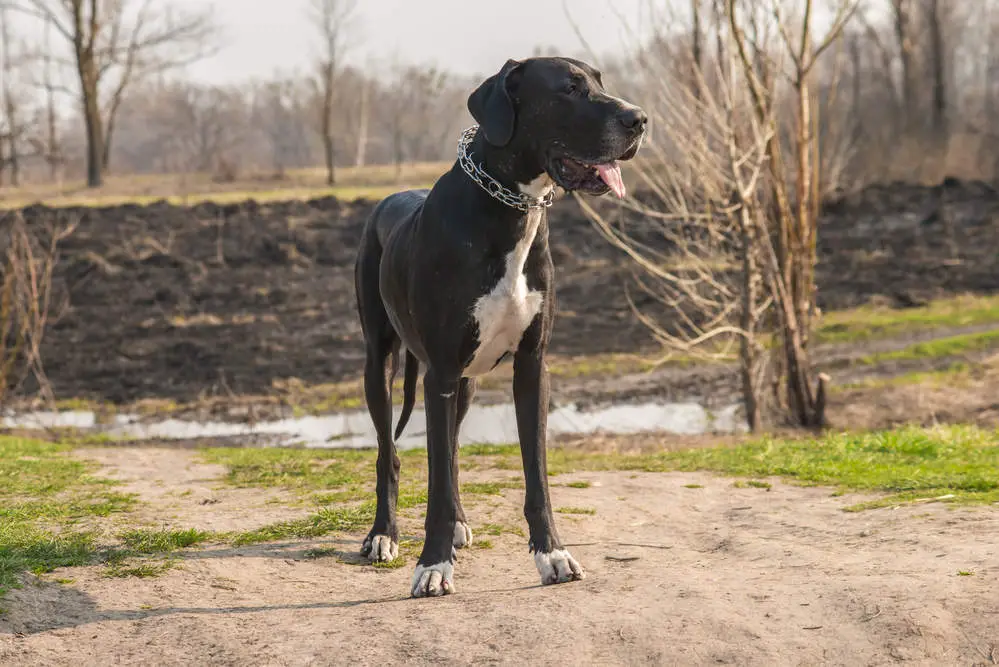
1, 0, 997, 189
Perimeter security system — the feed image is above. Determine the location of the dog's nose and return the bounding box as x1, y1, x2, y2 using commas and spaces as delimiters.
619, 107, 648, 132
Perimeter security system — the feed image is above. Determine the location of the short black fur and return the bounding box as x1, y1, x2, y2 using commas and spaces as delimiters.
353, 56, 647, 597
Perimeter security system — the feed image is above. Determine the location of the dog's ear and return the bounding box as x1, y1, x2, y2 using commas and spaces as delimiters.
467, 59, 524, 147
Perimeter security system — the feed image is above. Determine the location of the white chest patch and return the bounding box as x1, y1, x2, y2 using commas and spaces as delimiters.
463, 175, 552, 377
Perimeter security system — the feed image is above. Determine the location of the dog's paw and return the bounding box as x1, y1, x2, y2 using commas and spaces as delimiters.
411, 561, 455, 598
534, 548, 585, 585
453, 521, 473, 549
361, 534, 398, 562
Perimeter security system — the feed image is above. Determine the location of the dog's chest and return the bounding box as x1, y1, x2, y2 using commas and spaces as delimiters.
463, 210, 544, 377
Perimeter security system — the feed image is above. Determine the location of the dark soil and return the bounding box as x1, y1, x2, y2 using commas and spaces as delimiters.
10, 178, 999, 406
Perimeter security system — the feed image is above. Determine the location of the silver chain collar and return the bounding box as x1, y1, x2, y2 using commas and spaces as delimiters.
457, 125, 555, 212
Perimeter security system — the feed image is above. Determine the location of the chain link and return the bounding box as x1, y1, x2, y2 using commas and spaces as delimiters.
457, 126, 554, 212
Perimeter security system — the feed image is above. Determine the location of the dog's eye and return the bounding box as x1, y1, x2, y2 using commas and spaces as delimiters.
565, 81, 583, 96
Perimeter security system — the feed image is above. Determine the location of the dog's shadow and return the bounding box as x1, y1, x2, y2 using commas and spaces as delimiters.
0, 536, 544, 636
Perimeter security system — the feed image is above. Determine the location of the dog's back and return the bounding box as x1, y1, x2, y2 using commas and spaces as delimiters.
360, 188, 429, 251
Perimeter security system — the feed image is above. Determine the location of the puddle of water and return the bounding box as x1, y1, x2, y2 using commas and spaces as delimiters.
3, 401, 746, 449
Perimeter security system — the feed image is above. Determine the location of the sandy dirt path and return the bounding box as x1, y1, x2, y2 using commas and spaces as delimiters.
1, 447, 997, 666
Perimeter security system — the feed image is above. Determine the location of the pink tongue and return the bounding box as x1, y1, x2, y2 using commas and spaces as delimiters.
595, 162, 626, 198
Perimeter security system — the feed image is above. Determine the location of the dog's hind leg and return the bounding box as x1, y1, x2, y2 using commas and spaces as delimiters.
359, 327, 402, 562
450, 377, 476, 549
356, 248, 402, 563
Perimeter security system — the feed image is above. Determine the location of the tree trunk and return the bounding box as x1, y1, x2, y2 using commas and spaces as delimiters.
893, 0, 915, 130
849, 36, 863, 142
393, 122, 403, 181
0, 7, 17, 187
355, 78, 369, 167
691, 0, 702, 96
737, 204, 762, 432
82, 90, 103, 188
6, 132, 17, 187
323, 134, 335, 186
47, 98, 60, 183
102, 98, 123, 171
926, 0, 947, 138
77, 58, 104, 188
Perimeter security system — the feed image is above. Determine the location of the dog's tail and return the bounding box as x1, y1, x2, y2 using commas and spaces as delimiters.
394, 348, 419, 440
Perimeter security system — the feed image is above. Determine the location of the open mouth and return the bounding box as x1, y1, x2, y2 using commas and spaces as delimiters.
550, 158, 623, 197
549, 140, 641, 199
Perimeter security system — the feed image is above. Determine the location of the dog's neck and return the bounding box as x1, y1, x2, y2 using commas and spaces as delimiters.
468, 130, 554, 203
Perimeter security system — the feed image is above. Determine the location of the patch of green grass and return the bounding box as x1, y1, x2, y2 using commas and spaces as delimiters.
460, 444, 520, 457
684, 483, 704, 489
0, 527, 102, 591
655, 425, 999, 509
837, 363, 973, 392
0, 436, 139, 596
119, 528, 216, 553
734, 480, 772, 490
477, 425, 999, 512
303, 546, 338, 559
201, 447, 374, 492
230, 504, 376, 546
478, 523, 524, 537
549, 354, 659, 378
104, 559, 177, 579
472, 539, 494, 550
842, 490, 961, 512
564, 481, 591, 489
311, 488, 369, 505
859, 330, 999, 365
957, 570, 974, 576
816, 294, 999, 345
555, 506, 597, 515
461, 480, 521, 495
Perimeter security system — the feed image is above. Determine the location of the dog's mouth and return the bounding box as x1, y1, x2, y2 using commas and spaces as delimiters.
548, 141, 641, 199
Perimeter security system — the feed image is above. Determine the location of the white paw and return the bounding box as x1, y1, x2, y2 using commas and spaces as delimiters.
534, 549, 585, 585
363, 534, 398, 562
411, 561, 455, 597
453, 521, 473, 549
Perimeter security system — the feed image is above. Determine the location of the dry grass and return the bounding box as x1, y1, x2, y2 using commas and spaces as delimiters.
0, 162, 451, 210
0, 213, 75, 406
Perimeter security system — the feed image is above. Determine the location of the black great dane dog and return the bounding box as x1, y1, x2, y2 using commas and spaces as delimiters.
353, 56, 647, 597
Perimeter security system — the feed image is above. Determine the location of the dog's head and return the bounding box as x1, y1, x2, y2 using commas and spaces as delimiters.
467, 56, 647, 198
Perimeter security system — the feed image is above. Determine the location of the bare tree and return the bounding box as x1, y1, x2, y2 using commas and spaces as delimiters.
308, 0, 358, 185
575, 0, 858, 430
39, 15, 64, 182
252, 78, 314, 176
380, 63, 465, 174
0, 4, 25, 186
891, 0, 917, 127
354, 70, 369, 167
729, 0, 858, 427
924, 0, 947, 138
0, 211, 76, 407
575, 4, 774, 430
14, 0, 216, 187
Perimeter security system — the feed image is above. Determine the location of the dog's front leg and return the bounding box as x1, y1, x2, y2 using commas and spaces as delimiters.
513, 332, 585, 586
411, 369, 460, 597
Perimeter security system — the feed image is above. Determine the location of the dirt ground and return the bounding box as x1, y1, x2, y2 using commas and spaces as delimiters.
1, 446, 996, 666
11, 178, 999, 410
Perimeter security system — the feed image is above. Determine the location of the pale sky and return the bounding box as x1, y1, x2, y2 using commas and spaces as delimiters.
174, 0, 653, 83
